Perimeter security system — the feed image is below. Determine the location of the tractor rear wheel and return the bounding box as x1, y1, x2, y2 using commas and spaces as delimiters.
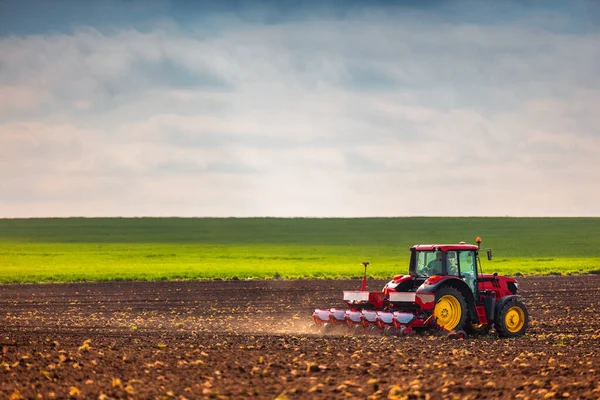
494, 298, 529, 338
434, 287, 468, 332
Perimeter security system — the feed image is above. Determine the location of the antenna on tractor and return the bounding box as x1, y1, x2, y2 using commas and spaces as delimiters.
361, 261, 370, 291
476, 237, 484, 277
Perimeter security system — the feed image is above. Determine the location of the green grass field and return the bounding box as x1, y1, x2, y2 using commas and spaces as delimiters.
0, 217, 599, 283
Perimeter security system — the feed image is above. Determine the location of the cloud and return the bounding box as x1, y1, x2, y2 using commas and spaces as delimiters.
0, 3, 599, 217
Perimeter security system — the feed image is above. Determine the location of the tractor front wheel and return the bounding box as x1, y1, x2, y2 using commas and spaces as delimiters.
434, 287, 468, 332
494, 298, 529, 338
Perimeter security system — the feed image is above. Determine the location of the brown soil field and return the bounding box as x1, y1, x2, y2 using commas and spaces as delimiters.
1, 275, 599, 399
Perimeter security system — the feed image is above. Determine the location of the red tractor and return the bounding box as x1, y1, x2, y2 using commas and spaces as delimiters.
313, 237, 529, 338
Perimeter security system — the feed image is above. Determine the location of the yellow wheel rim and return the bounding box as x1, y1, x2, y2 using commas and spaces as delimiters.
505, 306, 525, 333
434, 295, 462, 330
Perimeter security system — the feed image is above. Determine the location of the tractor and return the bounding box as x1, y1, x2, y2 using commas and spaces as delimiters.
313, 237, 529, 338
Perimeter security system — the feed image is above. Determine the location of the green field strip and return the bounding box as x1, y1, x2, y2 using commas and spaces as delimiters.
0, 217, 599, 283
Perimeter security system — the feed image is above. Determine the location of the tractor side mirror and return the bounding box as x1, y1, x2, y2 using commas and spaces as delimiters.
487, 249, 493, 261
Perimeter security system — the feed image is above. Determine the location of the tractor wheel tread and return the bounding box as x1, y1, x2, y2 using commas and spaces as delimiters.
494, 298, 529, 338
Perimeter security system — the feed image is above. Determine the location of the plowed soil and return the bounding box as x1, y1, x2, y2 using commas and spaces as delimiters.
1, 275, 599, 399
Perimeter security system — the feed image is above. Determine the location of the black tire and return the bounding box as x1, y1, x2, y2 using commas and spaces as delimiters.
434, 286, 468, 332
494, 298, 529, 338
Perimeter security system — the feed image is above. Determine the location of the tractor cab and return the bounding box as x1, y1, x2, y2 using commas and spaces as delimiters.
383, 243, 480, 295
409, 243, 480, 296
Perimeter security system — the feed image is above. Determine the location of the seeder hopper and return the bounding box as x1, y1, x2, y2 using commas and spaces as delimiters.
313, 238, 529, 338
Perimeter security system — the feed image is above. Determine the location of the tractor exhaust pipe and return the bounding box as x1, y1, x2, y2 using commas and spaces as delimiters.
361, 261, 370, 291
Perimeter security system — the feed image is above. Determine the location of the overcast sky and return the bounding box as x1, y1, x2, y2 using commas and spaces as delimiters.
1, 0, 599, 218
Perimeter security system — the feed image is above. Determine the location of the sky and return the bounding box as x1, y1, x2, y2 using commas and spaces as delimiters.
1, 0, 599, 218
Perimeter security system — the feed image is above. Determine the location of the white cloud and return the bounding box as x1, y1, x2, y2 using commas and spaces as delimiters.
0, 11, 599, 217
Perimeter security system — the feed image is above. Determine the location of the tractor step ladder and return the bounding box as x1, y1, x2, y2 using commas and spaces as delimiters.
475, 305, 489, 325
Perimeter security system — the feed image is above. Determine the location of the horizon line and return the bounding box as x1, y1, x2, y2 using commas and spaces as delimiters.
1, 215, 599, 220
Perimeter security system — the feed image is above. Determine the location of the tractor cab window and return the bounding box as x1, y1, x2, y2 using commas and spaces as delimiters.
458, 251, 477, 294
416, 251, 443, 277
458, 251, 476, 277
446, 251, 459, 276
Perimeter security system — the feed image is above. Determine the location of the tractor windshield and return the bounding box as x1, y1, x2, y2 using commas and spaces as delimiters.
415, 250, 443, 277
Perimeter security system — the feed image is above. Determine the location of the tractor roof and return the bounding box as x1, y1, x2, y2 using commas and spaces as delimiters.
411, 244, 479, 251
